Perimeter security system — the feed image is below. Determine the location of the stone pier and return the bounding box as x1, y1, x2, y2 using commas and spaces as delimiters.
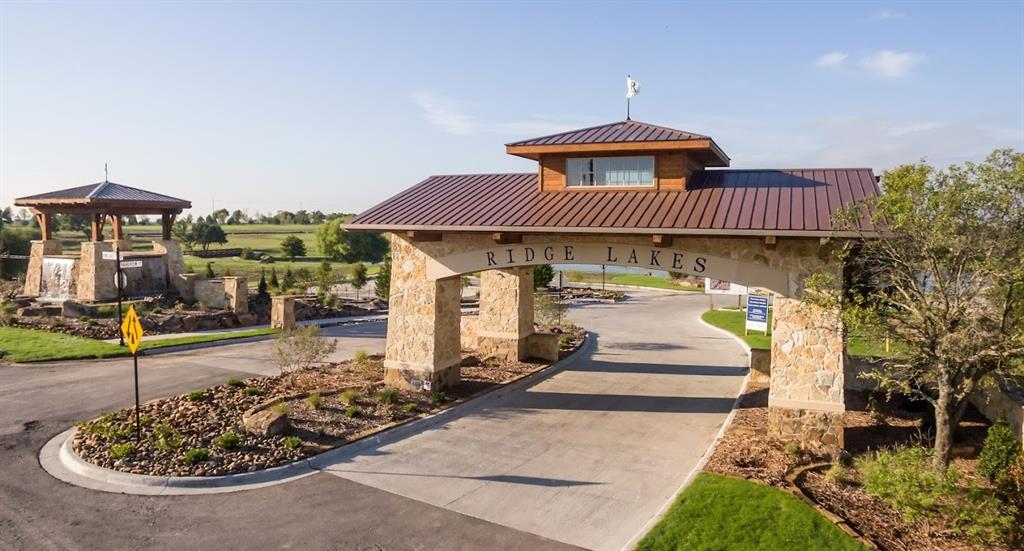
23, 240, 63, 296
476, 266, 534, 361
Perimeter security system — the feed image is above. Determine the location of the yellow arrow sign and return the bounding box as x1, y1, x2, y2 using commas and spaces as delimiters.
120, 305, 144, 355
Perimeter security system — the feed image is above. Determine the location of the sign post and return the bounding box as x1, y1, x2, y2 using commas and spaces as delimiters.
745, 294, 770, 336
120, 305, 144, 443
105, 249, 126, 346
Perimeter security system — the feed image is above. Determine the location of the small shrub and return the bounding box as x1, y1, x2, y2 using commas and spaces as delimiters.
995, 452, 1024, 542
306, 391, 322, 409
271, 326, 338, 386
204, 262, 215, 278
558, 335, 572, 349
784, 441, 800, 456
80, 315, 91, 323
272, 402, 289, 414
856, 446, 951, 521
183, 447, 210, 465
354, 350, 369, 364
214, 432, 241, 450
151, 423, 181, 450
51, 319, 64, 328
226, 378, 245, 387
240, 247, 256, 260
402, 403, 417, 413
186, 390, 205, 401
376, 387, 398, 404
243, 386, 263, 396
429, 391, 446, 404
978, 417, 1021, 483
825, 463, 853, 486
344, 406, 361, 418
339, 389, 361, 405
109, 442, 135, 459
282, 436, 303, 450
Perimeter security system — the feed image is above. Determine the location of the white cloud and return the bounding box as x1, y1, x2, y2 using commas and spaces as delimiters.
411, 92, 586, 138
872, 10, 907, 21
814, 52, 848, 68
410, 92, 477, 135
859, 50, 925, 78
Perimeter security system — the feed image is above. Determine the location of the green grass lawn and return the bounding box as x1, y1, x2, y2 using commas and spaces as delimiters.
637, 473, 867, 551
184, 256, 379, 284
701, 308, 898, 358
0, 326, 276, 363
566, 271, 703, 292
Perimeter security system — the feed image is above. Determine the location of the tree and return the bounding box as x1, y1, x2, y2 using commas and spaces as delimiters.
316, 260, 335, 302
204, 262, 215, 278
351, 263, 368, 300
271, 326, 337, 386
172, 220, 196, 250
57, 213, 91, 237
316, 218, 388, 262
258, 269, 270, 299
534, 264, 556, 288
270, 267, 280, 289
211, 208, 229, 224
280, 235, 306, 260
375, 253, 391, 301
281, 267, 295, 292
192, 219, 228, 251
817, 150, 1023, 468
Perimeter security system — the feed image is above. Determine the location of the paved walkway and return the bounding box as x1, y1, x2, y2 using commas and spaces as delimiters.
0, 291, 747, 550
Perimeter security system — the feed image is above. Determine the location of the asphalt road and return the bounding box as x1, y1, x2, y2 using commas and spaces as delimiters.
0, 291, 747, 550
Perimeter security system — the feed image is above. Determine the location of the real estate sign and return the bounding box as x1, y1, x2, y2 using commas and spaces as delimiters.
746, 295, 769, 335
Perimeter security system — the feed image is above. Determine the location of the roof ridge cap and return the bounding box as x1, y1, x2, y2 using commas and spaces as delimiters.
86, 180, 111, 199
505, 120, 626, 146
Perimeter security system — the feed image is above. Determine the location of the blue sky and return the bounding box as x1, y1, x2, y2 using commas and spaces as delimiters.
2, 1, 1022, 216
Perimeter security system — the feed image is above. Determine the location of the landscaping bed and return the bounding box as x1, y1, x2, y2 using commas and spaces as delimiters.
71, 331, 585, 478
704, 384, 1015, 550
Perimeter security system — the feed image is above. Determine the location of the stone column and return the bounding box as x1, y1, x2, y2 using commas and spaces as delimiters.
767, 296, 845, 448
384, 233, 462, 390
476, 267, 534, 361
222, 277, 249, 313
271, 295, 295, 330
77, 241, 118, 302
23, 240, 63, 297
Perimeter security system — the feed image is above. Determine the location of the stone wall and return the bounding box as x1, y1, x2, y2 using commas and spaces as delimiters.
23, 240, 64, 297
193, 278, 248, 312
476, 267, 534, 361
76, 241, 118, 302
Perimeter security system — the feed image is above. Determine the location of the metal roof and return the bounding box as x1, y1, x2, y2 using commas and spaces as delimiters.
506, 120, 710, 146
15, 181, 191, 209
347, 169, 882, 236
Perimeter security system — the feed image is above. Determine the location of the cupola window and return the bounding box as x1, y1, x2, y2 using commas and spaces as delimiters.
566, 156, 655, 187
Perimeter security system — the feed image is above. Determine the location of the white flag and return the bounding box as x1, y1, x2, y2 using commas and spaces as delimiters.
626, 76, 640, 98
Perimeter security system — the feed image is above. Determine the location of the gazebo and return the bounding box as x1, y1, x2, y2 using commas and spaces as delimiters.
15, 180, 191, 302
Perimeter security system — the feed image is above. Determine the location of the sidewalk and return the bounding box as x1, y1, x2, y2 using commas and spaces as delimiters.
101, 314, 389, 344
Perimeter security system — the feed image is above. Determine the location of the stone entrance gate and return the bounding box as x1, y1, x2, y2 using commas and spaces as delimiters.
346, 119, 882, 446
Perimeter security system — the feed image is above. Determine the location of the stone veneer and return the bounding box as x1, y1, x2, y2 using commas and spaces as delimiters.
476, 266, 534, 361
271, 295, 296, 330
23, 240, 63, 296
384, 231, 846, 446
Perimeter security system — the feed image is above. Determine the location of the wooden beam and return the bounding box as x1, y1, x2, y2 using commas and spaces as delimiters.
161, 213, 175, 241
652, 234, 673, 248
90, 213, 105, 241
491, 232, 522, 244
405, 230, 442, 242
109, 214, 124, 241
764, 235, 777, 249
33, 212, 53, 241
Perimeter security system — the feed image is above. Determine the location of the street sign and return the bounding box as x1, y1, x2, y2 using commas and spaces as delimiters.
119, 260, 143, 269
120, 305, 144, 354
102, 251, 121, 260
745, 295, 770, 335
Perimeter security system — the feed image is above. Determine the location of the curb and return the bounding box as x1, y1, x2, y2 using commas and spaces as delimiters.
621, 309, 752, 551
39, 336, 594, 496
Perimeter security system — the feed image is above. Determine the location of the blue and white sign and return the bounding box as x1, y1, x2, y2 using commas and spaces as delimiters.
746, 295, 770, 334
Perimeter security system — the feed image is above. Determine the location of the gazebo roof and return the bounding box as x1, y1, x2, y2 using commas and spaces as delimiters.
15, 181, 191, 213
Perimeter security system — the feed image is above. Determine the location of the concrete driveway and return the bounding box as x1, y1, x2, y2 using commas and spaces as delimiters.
316, 291, 748, 550
0, 291, 747, 550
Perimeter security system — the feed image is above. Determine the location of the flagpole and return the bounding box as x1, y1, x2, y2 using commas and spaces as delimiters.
627, 97, 631, 120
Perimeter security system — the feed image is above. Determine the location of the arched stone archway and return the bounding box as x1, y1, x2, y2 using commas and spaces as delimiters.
383, 231, 845, 448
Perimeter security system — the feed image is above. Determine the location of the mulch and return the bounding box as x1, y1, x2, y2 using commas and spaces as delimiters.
705, 384, 1008, 551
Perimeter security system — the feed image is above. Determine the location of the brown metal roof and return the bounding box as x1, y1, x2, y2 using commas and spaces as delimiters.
15, 181, 191, 210
347, 169, 882, 237
506, 120, 710, 146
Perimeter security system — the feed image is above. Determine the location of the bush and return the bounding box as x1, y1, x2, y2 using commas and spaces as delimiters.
226, 378, 245, 387
354, 350, 369, 364
402, 403, 417, 413
978, 418, 1021, 483
995, 452, 1024, 543
271, 326, 337, 385
282, 436, 303, 450
204, 262, 215, 278
533, 264, 555, 288
306, 391, 322, 409
430, 391, 446, 404
534, 292, 568, 326
344, 406, 361, 418
376, 387, 398, 404
272, 402, 289, 414
183, 447, 209, 465
257, 269, 269, 299
270, 267, 280, 289
825, 463, 854, 486
856, 446, 1013, 543
109, 442, 135, 459
243, 386, 263, 396
186, 390, 205, 401
214, 432, 241, 450
280, 235, 306, 259
339, 389, 361, 405
240, 247, 256, 260
151, 423, 181, 451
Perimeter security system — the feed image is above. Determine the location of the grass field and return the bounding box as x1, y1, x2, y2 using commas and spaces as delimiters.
701, 308, 897, 358
566, 271, 703, 292
637, 473, 866, 551
186, 256, 380, 284
0, 326, 276, 363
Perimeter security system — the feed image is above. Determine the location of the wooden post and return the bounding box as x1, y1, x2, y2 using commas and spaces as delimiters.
109, 214, 124, 241
90, 213, 103, 241
33, 211, 53, 241
161, 213, 174, 240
